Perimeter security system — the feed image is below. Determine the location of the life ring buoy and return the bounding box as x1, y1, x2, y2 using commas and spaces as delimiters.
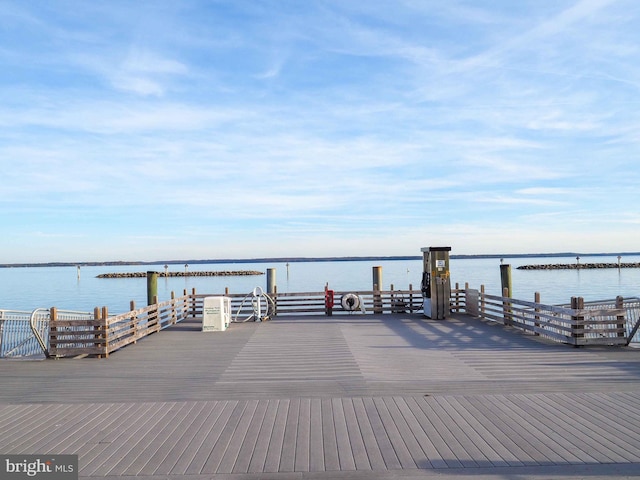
341, 293, 360, 311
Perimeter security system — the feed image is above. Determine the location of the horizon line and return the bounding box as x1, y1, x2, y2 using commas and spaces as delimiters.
2, 251, 640, 268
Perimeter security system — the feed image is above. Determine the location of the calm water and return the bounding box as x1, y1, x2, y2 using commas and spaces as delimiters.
1, 255, 639, 313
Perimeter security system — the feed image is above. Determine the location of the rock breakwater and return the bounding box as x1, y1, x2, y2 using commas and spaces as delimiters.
97, 270, 264, 278
517, 263, 640, 270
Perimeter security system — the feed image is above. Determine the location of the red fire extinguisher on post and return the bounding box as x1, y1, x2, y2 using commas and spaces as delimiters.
325, 289, 334, 316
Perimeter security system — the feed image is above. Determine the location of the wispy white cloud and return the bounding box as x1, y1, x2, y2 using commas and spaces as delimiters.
1, 0, 639, 261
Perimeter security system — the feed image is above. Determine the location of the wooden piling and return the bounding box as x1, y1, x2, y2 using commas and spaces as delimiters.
266, 268, 276, 293
147, 271, 158, 306
500, 264, 512, 297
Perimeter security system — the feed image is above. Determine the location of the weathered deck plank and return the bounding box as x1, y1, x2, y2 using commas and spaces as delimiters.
3, 395, 640, 477
429, 395, 502, 467
309, 397, 325, 472
442, 395, 525, 467
1, 313, 640, 479
341, 397, 372, 470
246, 398, 279, 473
541, 393, 639, 462
331, 397, 357, 471
352, 396, 387, 470
502, 394, 597, 464
112, 402, 184, 476
403, 395, 462, 468
135, 401, 205, 476
483, 394, 580, 465
231, 397, 269, 474
169, 400, 231, 475
150, 401, 215, 475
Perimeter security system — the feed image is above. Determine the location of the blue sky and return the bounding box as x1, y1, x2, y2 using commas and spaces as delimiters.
1, 0, 638, 262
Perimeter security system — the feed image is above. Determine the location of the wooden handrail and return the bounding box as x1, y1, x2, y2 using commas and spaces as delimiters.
47, 286, 633, 357
461, 288, 628, 346
49, 295, 194, 358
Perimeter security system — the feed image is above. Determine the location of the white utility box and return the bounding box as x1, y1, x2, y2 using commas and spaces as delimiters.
202, 296, 231, 332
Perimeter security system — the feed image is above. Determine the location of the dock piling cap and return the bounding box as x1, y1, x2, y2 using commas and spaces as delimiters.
421, 246, 452, 252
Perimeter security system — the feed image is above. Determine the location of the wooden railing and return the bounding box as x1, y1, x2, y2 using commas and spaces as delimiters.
462, 288, 630, 346
47, 288, 431, 357
44, 284, 637, 358
190, 288, 426, 318
49, 293, 190, 358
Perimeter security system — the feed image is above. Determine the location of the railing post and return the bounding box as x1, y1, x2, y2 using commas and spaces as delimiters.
571, 296, 585, 346
502, 287, 512, 326
409, 283, 413, 312
390, 283, 395, 312
373, 266, 383, 314
464, 282, 470, 313
93, 307, 101, 357
616, 296, 625, 338
373, 284, 382, 314
453, 282, 460, 312
153, 295, 160, 332
191, 288, 197, 318
101, 306, 109, 358
49, 307, 58, 358
534, 292, 541, 335
171, 291, 177, 325
273, 285, 278, 317
480, 285, 485, 318
130, 300, 137, 343
458, 282, 470, 317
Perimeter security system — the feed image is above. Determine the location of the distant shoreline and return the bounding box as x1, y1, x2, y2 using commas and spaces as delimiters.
1, 252, 639, 269
518, 262, 640, 270
97, 270, 264, 278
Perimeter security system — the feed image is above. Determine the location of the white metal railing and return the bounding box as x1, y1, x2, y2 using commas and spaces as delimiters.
1, 308, 95, 358
0, 309, 49, 358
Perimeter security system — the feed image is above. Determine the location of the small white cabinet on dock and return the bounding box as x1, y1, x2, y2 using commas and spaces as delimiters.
202, 296, 231, 332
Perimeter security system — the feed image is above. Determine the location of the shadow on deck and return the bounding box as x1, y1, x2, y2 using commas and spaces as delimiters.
1, 313, 639, 479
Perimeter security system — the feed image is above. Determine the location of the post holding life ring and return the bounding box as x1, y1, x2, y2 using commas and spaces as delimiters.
325, 289, 334, 316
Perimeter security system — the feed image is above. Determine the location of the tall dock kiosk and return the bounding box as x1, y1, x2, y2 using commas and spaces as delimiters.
421, 246, 452, 319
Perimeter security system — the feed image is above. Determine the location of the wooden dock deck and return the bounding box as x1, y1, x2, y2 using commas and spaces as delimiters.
1, 312, 640, 479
